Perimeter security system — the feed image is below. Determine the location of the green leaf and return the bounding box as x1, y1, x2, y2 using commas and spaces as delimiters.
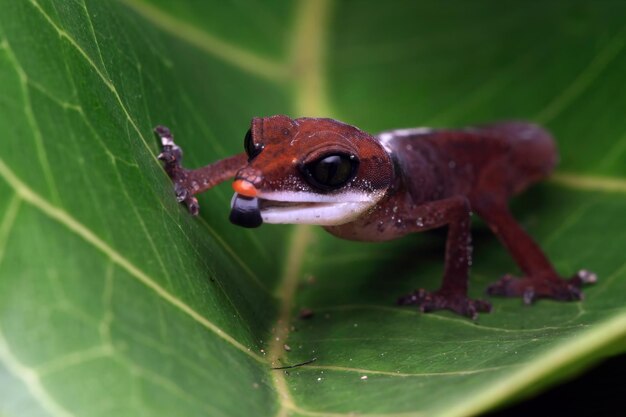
0, 1, 625, 416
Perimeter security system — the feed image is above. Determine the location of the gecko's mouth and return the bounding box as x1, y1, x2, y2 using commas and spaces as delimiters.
229, 193, 375, 228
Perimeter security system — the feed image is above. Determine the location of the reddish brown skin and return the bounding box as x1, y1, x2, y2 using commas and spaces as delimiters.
155, 117, 595, 319
236, 116, 393, 196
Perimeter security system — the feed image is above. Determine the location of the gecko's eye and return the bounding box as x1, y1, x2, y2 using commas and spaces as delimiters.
302, 153, 359, 191
244, 128, 263, 161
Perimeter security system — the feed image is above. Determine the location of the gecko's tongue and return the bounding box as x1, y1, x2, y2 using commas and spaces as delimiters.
229, 194, 263, 228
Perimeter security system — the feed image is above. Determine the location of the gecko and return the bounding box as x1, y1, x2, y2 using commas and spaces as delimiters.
154, 115, 596, 318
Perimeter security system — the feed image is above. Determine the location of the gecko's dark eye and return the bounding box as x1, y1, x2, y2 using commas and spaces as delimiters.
244, 129, 263, 161
302, 153, 359, 191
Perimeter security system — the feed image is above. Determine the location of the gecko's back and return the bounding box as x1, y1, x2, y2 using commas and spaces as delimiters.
379, 121, 557, 202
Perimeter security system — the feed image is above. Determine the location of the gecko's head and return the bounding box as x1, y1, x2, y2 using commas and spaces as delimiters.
229, 115, 394, 228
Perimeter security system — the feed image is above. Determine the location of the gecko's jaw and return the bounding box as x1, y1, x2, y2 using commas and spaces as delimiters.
260, 200, 372, 225
230, 191, 379, 227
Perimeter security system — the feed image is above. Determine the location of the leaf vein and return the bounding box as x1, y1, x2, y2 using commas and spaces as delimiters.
0, 158, 264, 363
196, 217, 273, 294
549, 172, 626, 193
0, 194, 21, 268
0, 329, 74, 417
442, 312, 626, 417
316, 304, 587, 333
28, 0, 161, 168
78, 0, 111, 80
117, 0, 289, 82
2, 38, 61, 205
305, 363, 520, 378
38, 0, 274, 297
26, 79, 82, 112
99, 262, 115, 342
35, 344, 114, 377
114, 355, 220, 413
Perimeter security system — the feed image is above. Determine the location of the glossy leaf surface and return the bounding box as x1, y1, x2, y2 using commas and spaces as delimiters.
0, 1, 625, 416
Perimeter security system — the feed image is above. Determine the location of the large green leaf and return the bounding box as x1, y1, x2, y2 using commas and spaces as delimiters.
1, 1, 625, 416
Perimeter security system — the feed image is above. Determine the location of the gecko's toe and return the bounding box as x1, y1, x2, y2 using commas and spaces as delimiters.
473, 299, 492, 313
155, 125, 183, 167
487, 272, 595, 303
154, 125, 201, 215
397, 288, 427, 306
186, 196, 200, 216
522, 287, 536, 305
571, 269, 598, 285
398, 289, 491, 319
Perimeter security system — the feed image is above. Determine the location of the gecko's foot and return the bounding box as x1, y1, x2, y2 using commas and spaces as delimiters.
154, 125, 200, 215
398, 289, 492, 320
486, 269, 597, 304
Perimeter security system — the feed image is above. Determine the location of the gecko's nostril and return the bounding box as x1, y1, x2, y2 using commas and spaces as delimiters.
229, 194, 263, 228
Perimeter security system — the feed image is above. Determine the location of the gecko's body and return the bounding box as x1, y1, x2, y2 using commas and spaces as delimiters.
156, 115, 595, 318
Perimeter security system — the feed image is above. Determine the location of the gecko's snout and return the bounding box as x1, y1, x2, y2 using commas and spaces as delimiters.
232, 179, 259, 197
229, 194, 263, 228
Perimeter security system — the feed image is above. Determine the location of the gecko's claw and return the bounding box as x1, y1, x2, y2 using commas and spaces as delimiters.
158, 151, 176, 163
522, 287, 536, 305
155, 125, 200, 216
398, 288, 492, 319
174, 182, 189, 202
570, 269, 598, 285
487, 271, 596, 303
186, 197, 200, 216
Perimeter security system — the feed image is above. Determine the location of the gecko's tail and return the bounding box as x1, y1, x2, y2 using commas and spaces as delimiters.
480, 121, 558, 195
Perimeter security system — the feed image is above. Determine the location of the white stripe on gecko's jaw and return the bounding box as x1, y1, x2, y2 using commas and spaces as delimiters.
229, 190, 383, 226
258, 190, 375, 203
260, 201, 372, 225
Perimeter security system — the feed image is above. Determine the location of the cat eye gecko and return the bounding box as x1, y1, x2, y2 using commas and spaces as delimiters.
155, 115, 596, 319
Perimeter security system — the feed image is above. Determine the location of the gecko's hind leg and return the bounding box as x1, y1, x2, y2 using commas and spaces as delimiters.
473, 198, 597, 304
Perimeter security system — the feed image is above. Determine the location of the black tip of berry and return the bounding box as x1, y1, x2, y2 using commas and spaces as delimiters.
229, 195, 262, 228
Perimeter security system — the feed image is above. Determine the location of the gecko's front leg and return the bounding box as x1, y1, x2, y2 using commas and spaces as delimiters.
154, 125, 247, 215
397, 196, 492, 319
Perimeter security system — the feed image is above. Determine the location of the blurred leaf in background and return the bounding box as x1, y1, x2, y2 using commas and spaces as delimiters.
0, 0, 625, 416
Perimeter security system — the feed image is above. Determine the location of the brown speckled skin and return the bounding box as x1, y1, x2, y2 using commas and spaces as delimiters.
156, 117, 595, 318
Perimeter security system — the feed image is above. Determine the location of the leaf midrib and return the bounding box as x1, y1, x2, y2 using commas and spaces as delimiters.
265, 1, 333, 415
